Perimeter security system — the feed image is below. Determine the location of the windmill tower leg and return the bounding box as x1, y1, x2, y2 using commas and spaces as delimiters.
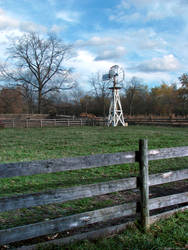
108, 88, 125, 127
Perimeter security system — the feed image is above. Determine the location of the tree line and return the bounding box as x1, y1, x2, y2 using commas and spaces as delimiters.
0, 32, 188, 117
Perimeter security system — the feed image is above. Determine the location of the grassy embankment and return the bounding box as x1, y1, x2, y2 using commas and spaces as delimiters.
0, 125, 188, 249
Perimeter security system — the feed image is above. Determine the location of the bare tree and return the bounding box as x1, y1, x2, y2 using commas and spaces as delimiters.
0, 32, 76, 113
21, 83, 37, 113
124, 77, 143, 116
89, 72, 110, 117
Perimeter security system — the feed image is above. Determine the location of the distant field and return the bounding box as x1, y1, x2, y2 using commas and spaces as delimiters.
1, 125, 188, 162
0, 125, 188, 249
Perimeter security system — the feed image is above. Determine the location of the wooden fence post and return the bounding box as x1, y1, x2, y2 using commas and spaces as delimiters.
138, 139, 149, 231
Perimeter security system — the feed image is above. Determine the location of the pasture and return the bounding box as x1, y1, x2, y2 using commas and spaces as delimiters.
0, 125, 188, 249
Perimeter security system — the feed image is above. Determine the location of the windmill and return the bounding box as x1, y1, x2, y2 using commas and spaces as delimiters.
103, 65, 126, 127
107, 65, 126, 127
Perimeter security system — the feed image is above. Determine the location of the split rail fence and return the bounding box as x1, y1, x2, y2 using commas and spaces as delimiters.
0, 119, 105, 128
0, 140, 188, 247
0, 119, 87, 128
127, 118, 188, 127
2, 118, 188, 128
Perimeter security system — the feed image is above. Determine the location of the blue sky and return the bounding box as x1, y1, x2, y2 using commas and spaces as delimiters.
0, 0, 188, 88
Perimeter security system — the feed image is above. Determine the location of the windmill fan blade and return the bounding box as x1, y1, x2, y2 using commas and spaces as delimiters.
117, 67, 125, 83
102, 74, 110, 81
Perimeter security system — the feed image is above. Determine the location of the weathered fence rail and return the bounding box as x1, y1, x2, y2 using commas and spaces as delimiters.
127, 118, 188, 127
0, 140, 188, 246
1, 146, 188, 178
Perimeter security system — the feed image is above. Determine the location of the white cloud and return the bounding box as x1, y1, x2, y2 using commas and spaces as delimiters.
20, 22, 46, 33
0, 30, 24, 60
56, 10, 81, 23
75, 36, 117, 47
0, 8, 48, 60
109, 0, 188, 24
0, 8, 46, 33
75, 36, 128, 51
75, 36, 127, 62
51, 24, 65, 33
124, 70, 177, 87
75, 28, 167, 60
132, 54, 180, 72
139, 38, 167, 50
66, 50, 120, 88
145, 1, 182, 21
109, 11, 141, 23
0, 8, 19, 30
117, 0, 130, 10
124, 28, 167, 52
95, 46, 126, 61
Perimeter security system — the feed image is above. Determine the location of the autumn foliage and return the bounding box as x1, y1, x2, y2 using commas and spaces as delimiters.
0, 87, 24, 113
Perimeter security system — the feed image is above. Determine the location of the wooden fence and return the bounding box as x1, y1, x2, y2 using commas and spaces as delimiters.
0, 140, 188, 247
2, 117, 188, 128
127, 117, 188, 127
0, 119, 105, 128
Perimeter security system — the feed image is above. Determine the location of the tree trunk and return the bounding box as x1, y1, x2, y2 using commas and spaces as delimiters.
38, 89, 42, 114
103, 98, 106, 118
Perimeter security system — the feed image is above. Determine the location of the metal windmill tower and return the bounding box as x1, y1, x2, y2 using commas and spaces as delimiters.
103, 65, 126, 127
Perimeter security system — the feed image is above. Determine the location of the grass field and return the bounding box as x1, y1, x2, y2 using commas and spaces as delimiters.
0, 125, 188, 249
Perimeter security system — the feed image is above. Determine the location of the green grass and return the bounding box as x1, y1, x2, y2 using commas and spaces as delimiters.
0, 125, 188, 248
1, 125, 188, 163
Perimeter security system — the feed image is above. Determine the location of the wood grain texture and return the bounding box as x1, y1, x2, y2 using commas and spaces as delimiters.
16, 221, 135, 250
0, 202, 136, 244
149, 192, 188, 210
139, 139, 149, 230
0, 177, 136, 212
1, 168, 187, 212
0, 151, 136, 178
148, 146, 188, 161
0, 146, 188, 178
15, 205, 188, 250
11, 205, 188, 249
149, 169, 188, 186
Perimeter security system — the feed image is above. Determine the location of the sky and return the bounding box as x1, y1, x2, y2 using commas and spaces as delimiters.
0, 0, 188, 89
